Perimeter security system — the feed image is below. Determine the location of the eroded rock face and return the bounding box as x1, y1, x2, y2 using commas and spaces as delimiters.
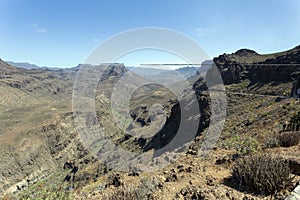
213, 46, 300, 87
141, 92, 210, 153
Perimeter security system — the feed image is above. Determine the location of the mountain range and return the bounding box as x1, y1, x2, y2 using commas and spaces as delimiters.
0, 45, 300, 199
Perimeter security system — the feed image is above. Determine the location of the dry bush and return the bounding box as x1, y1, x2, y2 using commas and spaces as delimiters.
102, 186, 139, 200
277, 131, 300, 147
232, 154, 294, 195
103, 177, 160, 200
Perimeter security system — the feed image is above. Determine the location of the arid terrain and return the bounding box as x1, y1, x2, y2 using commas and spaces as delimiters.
1, 46, 300, 200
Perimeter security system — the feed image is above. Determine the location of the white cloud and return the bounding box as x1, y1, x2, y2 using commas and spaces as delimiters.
30, 23, 47, 33
93, 38, 100, 43
196, 27, 209, 37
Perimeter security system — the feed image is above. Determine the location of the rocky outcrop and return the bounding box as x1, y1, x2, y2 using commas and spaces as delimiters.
3, 169, 53, 195
142, 86, 211, 154
213, 46, 300, 88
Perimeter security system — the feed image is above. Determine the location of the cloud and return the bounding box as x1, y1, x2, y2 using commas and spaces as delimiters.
196, 27, 208, 37
93, 38, 100, 43
30, 23, 48, 33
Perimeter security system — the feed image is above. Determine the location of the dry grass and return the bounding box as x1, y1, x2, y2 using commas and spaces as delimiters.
101, 186, 140, 200
101, 177, 160, 200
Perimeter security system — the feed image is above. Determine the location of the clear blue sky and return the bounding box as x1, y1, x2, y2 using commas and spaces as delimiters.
0, 0, 299, 68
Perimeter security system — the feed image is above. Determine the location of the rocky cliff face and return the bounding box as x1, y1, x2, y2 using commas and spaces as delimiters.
142, 91, 211, 154
213, 46, 300, 96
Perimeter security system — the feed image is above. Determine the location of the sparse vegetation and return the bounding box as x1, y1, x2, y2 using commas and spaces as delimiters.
263, 136, 281, 149
1, 41, 300, 200
284, 112, 300, 131
232, 154, 294, 195
223, 135, 261, 154
18, 185, 72, 200
277, 131, 300, 147
103, 177, 160, 200
102, 185, 140, 200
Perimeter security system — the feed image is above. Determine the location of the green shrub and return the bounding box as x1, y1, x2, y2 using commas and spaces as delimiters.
277, 131, 300, 147
263, 137, 281, 149
223, 135, 261, 154
232, 154, 294, 195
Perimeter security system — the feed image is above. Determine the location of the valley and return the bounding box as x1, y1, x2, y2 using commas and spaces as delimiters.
0, 46, 300, 199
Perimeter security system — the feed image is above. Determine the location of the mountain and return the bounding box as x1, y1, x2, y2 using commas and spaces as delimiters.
7, 61, 65, 70
0, 61, 178, 196
6, 61, 42, 69
127, 66, 201, 85
175, 66, 198, 77
127, 66, 169, 77
1, 46, 300, 199
0, 59, 19, 73
214, 45, 300, 96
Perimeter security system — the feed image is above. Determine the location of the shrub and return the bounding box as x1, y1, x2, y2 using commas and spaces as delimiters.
103, 186, 139, 200
277, 131, 300, 147
103, 177, 160, 200
107, 173, 122, 187
223, 135, 261, 154
263, 137, 280, 149
284, 112, 300, 131
232, 154, 294, 195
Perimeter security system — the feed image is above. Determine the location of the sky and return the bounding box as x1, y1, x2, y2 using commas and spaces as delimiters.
0, 0, 299, 68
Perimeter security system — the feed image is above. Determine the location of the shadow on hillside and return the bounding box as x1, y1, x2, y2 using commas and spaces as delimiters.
223, 177, 259, 197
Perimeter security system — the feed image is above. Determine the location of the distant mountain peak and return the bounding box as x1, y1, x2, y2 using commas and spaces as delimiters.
6, 61, 41, 69
234, 49, 258, 56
